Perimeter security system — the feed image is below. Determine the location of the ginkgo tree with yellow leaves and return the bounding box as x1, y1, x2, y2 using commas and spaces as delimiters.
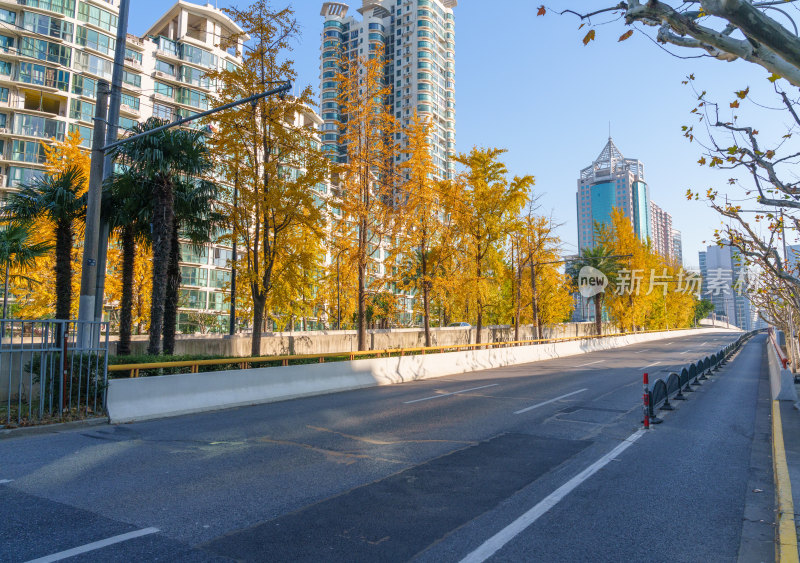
448, 147, 533, 343
205, 2, 330, 356
596, 208, 697, 331
334, 43, 399, 350
396, 112, 455, 347
514, 203, 574, 339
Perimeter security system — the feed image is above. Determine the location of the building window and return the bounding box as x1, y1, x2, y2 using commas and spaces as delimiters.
152, 103, 173, 121
77, 2, 117, 33
69, 99, 94, 122
0, 35, 12, 55
72, 75, 96, 98
14, 114, 65, 141
19, 62, 69, 91
8, 166, 44, 187
154, 81, 174, 98
68, 123, 92, 147
120, 93, 139, 111
75, 26, 115, 55
180, 65, 210, 89
180, 43, 217, 68
122, 70, 141, 88
212, 247, 232, 267
155, 59, 175, 76
0, 9, 14, 24
74, 52, 112, 79
18, 0, 75, 17
125, 48, 143, 65
179, 289, 206, 310
176, 88, 207, 110
180, 266, 208, 287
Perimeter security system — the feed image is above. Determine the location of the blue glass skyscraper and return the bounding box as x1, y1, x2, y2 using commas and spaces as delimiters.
576, 138, 651, 250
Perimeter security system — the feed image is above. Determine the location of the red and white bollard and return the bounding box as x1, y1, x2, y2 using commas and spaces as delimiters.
642, 372, 650, 429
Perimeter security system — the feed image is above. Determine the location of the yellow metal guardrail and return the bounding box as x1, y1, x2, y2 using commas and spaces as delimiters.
108, 328, 693, 378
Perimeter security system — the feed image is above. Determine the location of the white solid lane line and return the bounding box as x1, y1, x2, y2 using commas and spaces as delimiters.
403, 384, 499, 404
641, 361, 661, 369
514, 389, 588, 415
575, 360, 604, 367
24, 527, 160, 563
459, 429, 646, 563
633, 350, 650, 354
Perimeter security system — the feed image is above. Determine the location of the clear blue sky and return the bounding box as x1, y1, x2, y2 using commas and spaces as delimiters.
130, 0, 793, 267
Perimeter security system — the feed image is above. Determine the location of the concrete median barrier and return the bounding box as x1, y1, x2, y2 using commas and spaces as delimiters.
107, 328, 737, 423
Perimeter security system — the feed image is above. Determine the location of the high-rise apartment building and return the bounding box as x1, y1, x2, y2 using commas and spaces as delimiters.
650, 201, 673, 258
576, 138, 650, 250
0, 0, 247, 332
319, 0, 456, 181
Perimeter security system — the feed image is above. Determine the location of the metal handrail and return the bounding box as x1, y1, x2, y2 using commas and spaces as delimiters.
108, 327, 692, 378
769, 327, 790, 369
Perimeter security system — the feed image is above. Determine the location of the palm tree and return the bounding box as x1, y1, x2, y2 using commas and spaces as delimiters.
4, 167, 86, 320
162, 178, 221, 355
111, 118, 214, 355
0, 221, 52, 321
566, 245, 621, 336
105, 170, 152, 356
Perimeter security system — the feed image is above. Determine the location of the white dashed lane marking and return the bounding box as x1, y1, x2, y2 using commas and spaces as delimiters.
514, 389, 588, 415
403, 384, 500, 404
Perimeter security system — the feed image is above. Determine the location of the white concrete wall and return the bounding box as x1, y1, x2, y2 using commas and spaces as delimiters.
107, 322, 616, 356
767, 331, 797, 401
107, 328, 739, 423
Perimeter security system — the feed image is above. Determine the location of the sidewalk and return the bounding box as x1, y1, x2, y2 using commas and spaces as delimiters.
766, 328, 800, 562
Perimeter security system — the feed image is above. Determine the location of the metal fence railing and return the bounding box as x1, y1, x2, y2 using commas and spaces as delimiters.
108, 327, 697, 378
1, 320, 109, 427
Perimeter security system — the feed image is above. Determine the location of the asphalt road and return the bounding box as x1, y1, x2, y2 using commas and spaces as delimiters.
0, 330, 771, 562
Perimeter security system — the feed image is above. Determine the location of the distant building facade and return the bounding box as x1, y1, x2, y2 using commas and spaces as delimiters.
698, 243, 753, 330
577, 138, 650, 250
576, 137, 680, 262
319, 0, 456, 181
650, 201, 673, 259
671, 228, 683, 266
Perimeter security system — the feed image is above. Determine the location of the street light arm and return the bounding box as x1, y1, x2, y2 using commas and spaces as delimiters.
102, 82, 292, 152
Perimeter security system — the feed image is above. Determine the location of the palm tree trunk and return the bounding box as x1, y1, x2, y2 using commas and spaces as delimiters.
148, 178, 174, 355
117, 225, 135, 356
54, 219, 73, 320
162, 221, 181, 355
594, 295, 603, 336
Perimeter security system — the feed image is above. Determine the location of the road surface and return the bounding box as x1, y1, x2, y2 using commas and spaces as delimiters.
0, 330, 772, 562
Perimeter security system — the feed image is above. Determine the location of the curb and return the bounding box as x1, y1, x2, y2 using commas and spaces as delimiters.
772, 399, 800, 562
0, 416, 108, 440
